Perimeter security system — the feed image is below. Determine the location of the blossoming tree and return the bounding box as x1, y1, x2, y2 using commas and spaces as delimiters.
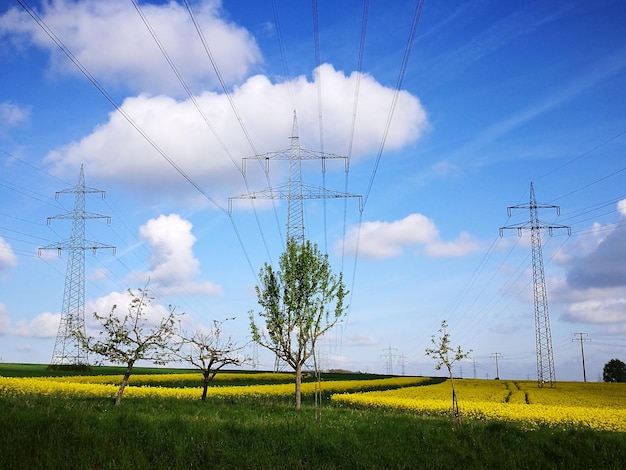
77, 286, 182, 405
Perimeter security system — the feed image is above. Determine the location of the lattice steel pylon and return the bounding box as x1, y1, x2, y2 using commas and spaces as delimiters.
229, 112, 362, 372
500, 182, 570, 388
229, 112, 363, 243
39, 165, 115, 366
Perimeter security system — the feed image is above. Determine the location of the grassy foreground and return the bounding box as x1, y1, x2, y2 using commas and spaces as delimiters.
1, 364, 625, 468
1, 395, 626, 469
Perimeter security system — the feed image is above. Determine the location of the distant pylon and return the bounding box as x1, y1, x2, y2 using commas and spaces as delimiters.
39, 165, 115, 366
228, 111, 363, 244
500, 182, 570, 388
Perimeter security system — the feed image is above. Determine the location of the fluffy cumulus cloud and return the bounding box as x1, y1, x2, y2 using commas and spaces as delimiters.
44, 64, 427, 200
559, 199, 626, 325
565, 200, 626, 291
11, 312, 61, 338
0, 237, 17, 274
338, 213, 480, 259
0, 303, 9, 335
0, 101, 30, 131
0, 303, 59, 339
84, 289, 173, 332
566, 228, 626, 290
564, 297, 626, 325
0, 0, 261, 95
1, 1, 428, 201
137, 213, 221, 295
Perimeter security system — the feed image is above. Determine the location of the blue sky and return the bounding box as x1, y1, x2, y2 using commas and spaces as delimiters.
1, 0, 625, 381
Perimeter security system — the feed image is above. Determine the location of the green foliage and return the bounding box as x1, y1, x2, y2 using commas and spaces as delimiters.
603, 358, 626, 383
250, 238, 348, 408
425, 320, 472, 378
425, 320, 472, 428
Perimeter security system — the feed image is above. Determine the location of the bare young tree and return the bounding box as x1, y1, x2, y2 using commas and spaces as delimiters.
425, 320, 471, 428
177, 318, 250, 401
77, 286, 182, 405
250, 238, 348, 410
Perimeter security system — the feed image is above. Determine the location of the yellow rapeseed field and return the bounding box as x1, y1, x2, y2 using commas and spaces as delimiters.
3, 372, 624, 431
0, 375, 426, 401
331, 379, 626, 432
43, 372, 296, 385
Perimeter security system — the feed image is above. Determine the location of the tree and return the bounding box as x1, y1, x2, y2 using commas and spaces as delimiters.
250, 238, 348, 409
425, 320, 471, 428
603, 358, 626, 383
177, 318, 250, 401
78, 286, 182, 405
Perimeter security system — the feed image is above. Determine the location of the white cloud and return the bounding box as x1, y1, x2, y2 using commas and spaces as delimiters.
618, 199, 626, 217
85, 289, 173, 332
343, 333, 378, 347
0, 304, 10, 335
563, 298, 626, 324
137, 214, 221, 295
88, 268, 109, 281
0, 0, 261, 95
0, 237, 17, 274
338, 213, 480, 259
12, 312, 61, 338
566, 225, 626, 289
424, 231, 481, 257
0, 101, 30, 130
555, 216, 626, 327
0, 304, 59, 338
44, 64, 427, 201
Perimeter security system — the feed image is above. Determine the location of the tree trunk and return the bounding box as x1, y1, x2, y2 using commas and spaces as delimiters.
294, 363, 302, 410
115, 361, 134, 406
201, 371, 210, 401
448, 369, 461, 428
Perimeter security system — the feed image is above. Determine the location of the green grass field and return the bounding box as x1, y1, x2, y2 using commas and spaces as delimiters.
1, 364, 625, 469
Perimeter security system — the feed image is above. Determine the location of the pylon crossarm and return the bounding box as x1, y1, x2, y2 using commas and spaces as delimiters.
47, 212, 112, 223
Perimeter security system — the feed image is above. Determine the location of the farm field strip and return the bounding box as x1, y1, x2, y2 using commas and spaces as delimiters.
331, 379, 626, 432
0, 375, 428, 400
42, 372, 297, 385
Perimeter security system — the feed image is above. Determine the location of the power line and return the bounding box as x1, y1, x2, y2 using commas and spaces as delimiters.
363, 0, 425, 209
17, 0, 263, 284
131, 0, 277, 266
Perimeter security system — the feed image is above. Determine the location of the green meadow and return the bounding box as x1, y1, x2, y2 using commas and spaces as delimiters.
0, 364, 625, 469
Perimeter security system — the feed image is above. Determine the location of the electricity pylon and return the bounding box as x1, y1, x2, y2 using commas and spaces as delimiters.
229, 112, 362, 372
228, 112, 363, 243
500, 182, 570, 388
39, 165, 115, 366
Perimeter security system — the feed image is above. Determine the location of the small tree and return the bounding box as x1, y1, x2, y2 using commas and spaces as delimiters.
250, 238, 348, 410
603, 358, 626, 383
78, 286, 182, 405
425, 320, 471, 428
177, 318, 250, 400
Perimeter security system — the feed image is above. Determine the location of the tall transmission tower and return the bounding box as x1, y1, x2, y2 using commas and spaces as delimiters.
39, 165, 115, 366
229, 112, 363, 243
381, 345, 399, 375
500, 182, 570, 388
230, 112, 362, 372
